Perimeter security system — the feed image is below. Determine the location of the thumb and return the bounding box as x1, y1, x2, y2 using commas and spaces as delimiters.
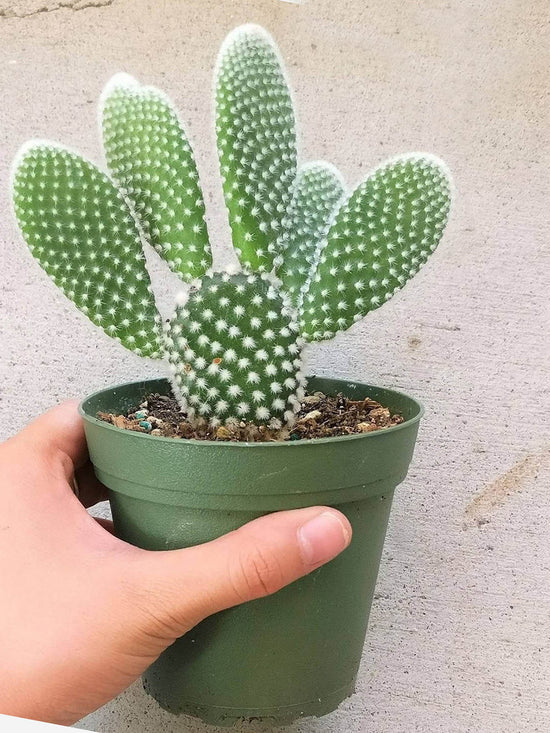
137, 506, 352, 636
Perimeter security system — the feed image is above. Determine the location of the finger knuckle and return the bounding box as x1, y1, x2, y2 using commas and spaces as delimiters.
125, 569, 198, 642
231, 544, 285, 601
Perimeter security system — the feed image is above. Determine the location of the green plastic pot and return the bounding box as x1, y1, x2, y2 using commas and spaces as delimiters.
80, 376, 423, 726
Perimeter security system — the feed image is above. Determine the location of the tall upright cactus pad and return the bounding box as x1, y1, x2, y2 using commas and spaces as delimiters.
101, 74, 212, 283
12, 143, 162, 357
215, 25, 297, 273
165, 271, 305, 426
276, 161, 346, 307
300, 155, 452, 341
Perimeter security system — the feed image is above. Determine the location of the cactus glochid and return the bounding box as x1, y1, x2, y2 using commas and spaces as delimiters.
11, 24, 452, 429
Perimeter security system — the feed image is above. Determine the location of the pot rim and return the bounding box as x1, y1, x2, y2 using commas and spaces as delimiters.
78, 376, 424, 449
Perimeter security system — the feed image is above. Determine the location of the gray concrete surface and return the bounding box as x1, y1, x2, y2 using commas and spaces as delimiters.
1, 0, 549, 731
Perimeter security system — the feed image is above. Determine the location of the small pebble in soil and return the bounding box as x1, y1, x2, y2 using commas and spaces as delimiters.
357, 422, 379, 433
302, 394, 321, 405
300, 410, 322, 422
97, 389, 404, 443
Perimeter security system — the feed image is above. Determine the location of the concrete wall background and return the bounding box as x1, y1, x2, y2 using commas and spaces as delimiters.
1, 0, 549, 731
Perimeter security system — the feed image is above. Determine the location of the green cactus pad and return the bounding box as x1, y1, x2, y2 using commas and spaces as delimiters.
215, 25, 297, 273
101, 74, 212, 283
12, 143, 162, 357
301, 154, 451, 341
165, 270, 305, 426
276, 161, 346, 307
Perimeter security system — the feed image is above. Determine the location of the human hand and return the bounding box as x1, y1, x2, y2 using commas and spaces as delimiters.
0, 401, 352, 725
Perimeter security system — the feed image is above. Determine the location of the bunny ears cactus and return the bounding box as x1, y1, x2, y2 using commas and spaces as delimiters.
11, 24, 452, 428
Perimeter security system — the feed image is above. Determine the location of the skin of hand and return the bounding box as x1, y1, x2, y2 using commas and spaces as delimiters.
0, 400, 352, 725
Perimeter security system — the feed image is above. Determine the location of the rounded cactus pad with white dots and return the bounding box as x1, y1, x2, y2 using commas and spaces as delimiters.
101, 74, 212, 283
215, 25, 297, 273
165, 271, 305, 426
12, 143, 162, 358
276, 161, 346, 308
300, 154, 452, 341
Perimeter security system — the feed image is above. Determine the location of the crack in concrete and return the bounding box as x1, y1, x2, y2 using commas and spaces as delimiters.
0, 0, 115, 18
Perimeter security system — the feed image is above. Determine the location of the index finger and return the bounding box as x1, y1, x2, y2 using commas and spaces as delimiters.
14, 399, 88, 477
